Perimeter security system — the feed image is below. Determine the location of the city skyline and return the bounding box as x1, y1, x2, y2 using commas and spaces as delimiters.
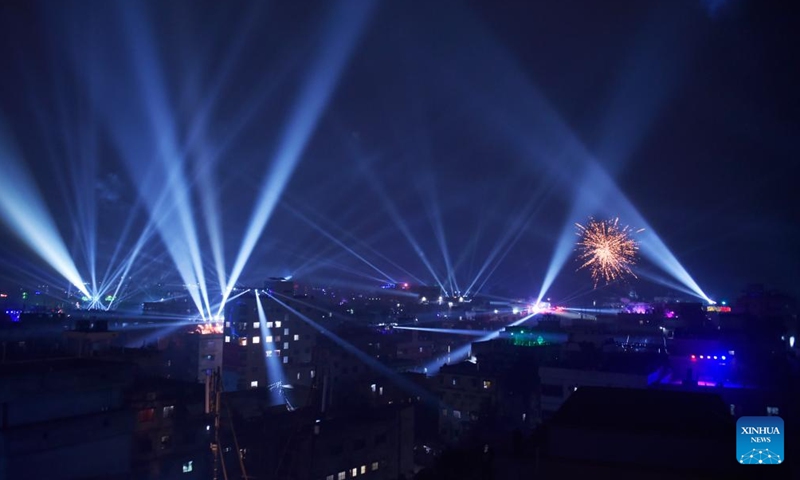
1, 0, 798, 317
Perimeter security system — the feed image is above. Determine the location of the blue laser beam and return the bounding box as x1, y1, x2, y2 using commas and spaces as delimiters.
0, 124, 90, 297
220, 0, 377, 314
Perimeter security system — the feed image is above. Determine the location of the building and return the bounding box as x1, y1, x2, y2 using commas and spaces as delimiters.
161, 323, 224, 383
538, 386, 760, 479
223, 288, 318, 392
128, 377, 210, 479
0, 359, 136, 480
143, 297, 197, 316
538, 351, 668, 420
218, 396, 414, 480
433, 360, 503, 446
63, 319, 119, 356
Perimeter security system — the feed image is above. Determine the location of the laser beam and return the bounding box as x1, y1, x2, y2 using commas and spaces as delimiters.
220, 0, 376, 314
0, 124, 90, 297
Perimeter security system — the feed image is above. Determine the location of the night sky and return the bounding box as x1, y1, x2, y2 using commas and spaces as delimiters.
0, 0, 798, 303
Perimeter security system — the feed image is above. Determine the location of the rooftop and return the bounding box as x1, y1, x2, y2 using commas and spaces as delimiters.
549, 386, 733, 437
540, 352, 667, 375
439, 360, 503, 377
0, 357, 133, 377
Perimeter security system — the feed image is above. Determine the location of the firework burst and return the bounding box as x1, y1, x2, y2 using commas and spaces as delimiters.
575, 217, 642, 287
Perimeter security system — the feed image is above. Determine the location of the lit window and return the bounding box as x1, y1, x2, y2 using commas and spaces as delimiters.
483, 380, 491, 389
338, 472, 346, 480
253, 322, 260, 329
266, 336, 273, 343
182, 461, 193, 473
327, 476, 334, 480
251, 380, 258, 388
137, 408, 155, 423
225, 322, 230, 328
253, 336, 260, 344
351, 467, 358, 477
283, 356, 289, 364
225, 336, 230, 343
310, 370, 315, 378
371, 462, 379, 471
730, 404, 736, 416
239, 338, 247, 346
162, 405, 174, 418
160, 435, 171, 448
266, 350, 273, 357
284, 328, 289, 335
453, 410, 461, 419
452, 378, 457, 386
297, 372, 301, 380
371, 383, 376, 393
294, 334, 299, 341
360, 465, 366, 474
379, 387, 383, 396
284, 342, 289, 349
267, 322, 273, 328
275, 321, 282, 328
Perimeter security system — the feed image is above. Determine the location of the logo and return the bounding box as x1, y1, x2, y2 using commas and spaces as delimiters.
737, 416, 784, 465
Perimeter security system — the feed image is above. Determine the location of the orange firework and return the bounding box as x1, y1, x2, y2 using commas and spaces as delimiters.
576, 217, 641, 287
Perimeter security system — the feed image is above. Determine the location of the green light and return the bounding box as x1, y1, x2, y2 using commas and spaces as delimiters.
536, 335, 544, 345
104, 295, 115, 303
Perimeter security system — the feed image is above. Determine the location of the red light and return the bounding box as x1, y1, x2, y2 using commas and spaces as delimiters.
691, 355, 696, 361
